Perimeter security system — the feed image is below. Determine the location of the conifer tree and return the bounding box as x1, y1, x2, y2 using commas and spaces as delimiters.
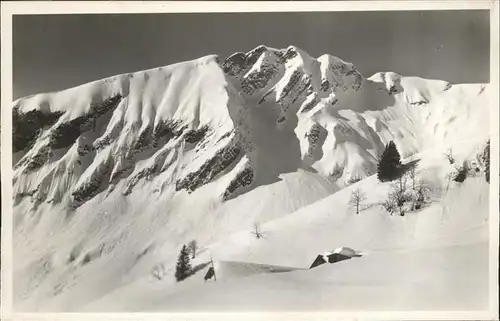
377, 141, 402, 182
175, 245, 192, 282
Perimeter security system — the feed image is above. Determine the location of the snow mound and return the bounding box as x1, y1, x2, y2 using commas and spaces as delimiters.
332, 246, 360, 257
211, 260, 300, 280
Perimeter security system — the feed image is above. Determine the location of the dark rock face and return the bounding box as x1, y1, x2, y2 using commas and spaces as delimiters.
304, 123, 328, 165
284, 72, 311, 111
184, 125, 210, 144
14, 94, 123, 176
12, 106, 64, 153
133, 125, 153, 155
49, 117, 89, 150
223, 164, 254, 201
388, 85, 398, 95
277, 47, 298, 64
241, 63, 280, 95
49, 94, 122, 150
93, 134, 113, 152
119, 122, 193, 196
277, 71, 311, 113
123, 163, 159, 196
379, 73, 402, 96
410, 100, 429, 106
245, 45, 268, 67
321, 62, 364, 93
152, 119, 183, 148
301, 94, 319, 113
222, 45, 268, 78
320, 80, 331, 92
222, 52, 248, 76
353, 74, 363, 91
305, 123, 327, 156
13, 95, 122, 207
23, 145, 52, 173
176, 139, 243, 193
71, 158, 112, 206
216, 130, 234, 144
279, 70, 303, 102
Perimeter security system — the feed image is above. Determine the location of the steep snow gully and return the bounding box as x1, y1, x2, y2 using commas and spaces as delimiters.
11, 45, 490, 311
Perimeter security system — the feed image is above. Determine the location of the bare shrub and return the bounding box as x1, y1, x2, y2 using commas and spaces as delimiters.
349, 188, 366, 214
408, 164, 417, 191
251, 223, 263, 239
152, 264, 166, 280
383, 175, 411, 216
445, 148, 455, 165
382, 199, 397, 214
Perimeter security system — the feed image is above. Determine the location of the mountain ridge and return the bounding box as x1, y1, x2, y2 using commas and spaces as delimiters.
11, 44, 490, 312
12, 45, 489, 210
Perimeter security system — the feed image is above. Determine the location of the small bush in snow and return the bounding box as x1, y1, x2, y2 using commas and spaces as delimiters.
152, 264, 166, 280
382, 199, 397, 214
252, 223, 263, 239
413, 186, 426, 210
445, 148, 455, 165
407, 163, 417, 191
383, 175, 411, 216
453, 164, 468, 183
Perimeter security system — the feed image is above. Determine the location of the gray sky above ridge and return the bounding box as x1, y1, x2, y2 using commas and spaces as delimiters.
13, 10, 490, 99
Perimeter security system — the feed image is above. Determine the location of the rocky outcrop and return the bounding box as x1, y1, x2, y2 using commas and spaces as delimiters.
300, 93, 319, 114
278, 71, 311, 112
277, 46, 298, 64
175, 138, 243, 193
241, 63, 281, 95
319, 57, 364, 93
12, 105, 63, 153
49, 94, 122, 150
123, 145, 178, 195
222, 163, 254, 201
15, 144, 52, 173
222, 52, 248, 77
184, 125, 210, 144
123, 163, 159, 196
305, 123, 328, 158
71, 157, 113, 207
222, 45, 268, 78
152, 120, 183, 148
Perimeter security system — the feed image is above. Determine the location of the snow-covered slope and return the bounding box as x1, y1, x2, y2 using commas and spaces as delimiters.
11, 45, 491, 312
84, 173, 490, 312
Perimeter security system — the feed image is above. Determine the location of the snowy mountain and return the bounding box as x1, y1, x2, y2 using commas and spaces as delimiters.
11, 45, 490, 311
